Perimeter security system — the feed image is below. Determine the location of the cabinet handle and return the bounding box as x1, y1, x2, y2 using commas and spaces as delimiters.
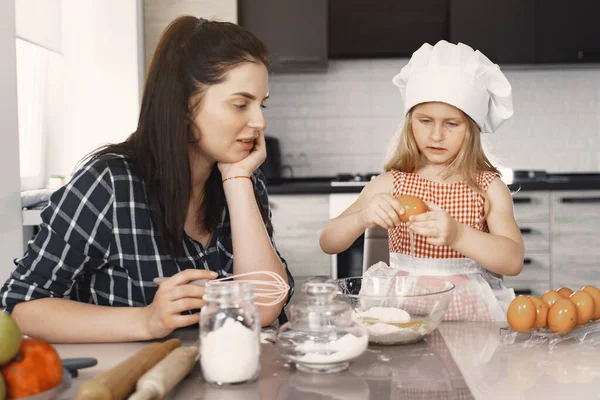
513, 197, 532, 204
520, 228, 533, 235
278, 55, 324, 64
515, 289, 533, 296
523, 258, 532, 265
560, 197, 600, 204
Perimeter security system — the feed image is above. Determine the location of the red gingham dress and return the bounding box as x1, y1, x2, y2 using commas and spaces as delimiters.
389, 170, 496, 258
380, 170, 514, 321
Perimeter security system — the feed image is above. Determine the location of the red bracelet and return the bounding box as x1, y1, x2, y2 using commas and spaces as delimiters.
222, 175, 251, 184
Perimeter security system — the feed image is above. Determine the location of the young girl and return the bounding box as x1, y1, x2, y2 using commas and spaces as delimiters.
0, 16, 293, 342
320, 41, 524, 321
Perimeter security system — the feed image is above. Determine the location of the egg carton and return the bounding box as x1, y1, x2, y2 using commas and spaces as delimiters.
499, 319, 600, 347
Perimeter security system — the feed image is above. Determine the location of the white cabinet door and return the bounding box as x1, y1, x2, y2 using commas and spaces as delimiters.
551, 190, 600, 289
512, 191, 551, 285
512, 191, 551, 222
269, 194, 330, 277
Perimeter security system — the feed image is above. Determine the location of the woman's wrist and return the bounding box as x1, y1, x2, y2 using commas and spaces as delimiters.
222, 175, 251, 184
137, 305, 159, 340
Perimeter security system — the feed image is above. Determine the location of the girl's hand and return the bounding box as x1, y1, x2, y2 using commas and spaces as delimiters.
218, 132, 267, 179
143, 269, 218, 339
359, 193, 405, 229
407, 201, 464, 246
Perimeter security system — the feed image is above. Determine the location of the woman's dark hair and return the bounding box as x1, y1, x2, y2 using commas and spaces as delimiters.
89, 16, 270, 257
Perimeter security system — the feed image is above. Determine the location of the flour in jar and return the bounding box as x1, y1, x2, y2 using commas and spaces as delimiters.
355, 307, 432, 344
200, 317, 259, 383
291, 333, 368, 364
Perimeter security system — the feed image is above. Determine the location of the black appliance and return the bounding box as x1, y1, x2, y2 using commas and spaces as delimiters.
261, 136, 283, 184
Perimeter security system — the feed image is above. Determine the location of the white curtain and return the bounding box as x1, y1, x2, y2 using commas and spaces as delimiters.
16, 37, 49, 190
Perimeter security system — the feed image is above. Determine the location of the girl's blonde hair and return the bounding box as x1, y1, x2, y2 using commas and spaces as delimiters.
384, 107, 500, 214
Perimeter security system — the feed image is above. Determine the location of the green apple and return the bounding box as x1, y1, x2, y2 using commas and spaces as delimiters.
0, 373, 5, 400
0, 313, 21, 366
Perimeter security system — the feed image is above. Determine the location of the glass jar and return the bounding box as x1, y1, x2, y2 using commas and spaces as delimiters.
200, 281, 260, 385
276, 276, 369, 374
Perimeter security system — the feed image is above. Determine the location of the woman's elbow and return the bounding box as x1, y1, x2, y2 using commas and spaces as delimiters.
319, 233, 335, 255
260, 303, 284, 327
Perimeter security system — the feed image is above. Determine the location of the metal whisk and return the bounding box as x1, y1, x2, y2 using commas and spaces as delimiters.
153, 270, 290, 306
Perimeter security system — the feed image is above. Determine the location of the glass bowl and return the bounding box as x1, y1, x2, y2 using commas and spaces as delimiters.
335, 276, 455, 345
276, 277, 369, 374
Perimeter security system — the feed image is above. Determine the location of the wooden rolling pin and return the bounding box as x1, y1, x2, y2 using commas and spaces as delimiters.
76, 338, 181, 400
128, 346, 199, 400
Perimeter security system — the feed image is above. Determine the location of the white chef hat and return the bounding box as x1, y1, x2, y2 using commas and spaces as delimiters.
392, 40, 513, 134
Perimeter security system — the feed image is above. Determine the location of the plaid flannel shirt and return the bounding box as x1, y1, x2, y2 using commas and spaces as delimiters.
1, 154, 294, 322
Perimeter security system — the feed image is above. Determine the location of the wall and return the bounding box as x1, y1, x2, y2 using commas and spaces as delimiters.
144, 0, 237, 71
0, 0, 24, 282
45, 0, 143, 178
15, 0, 62, 54
43, 0, 237, 178
264, 59, 600, 177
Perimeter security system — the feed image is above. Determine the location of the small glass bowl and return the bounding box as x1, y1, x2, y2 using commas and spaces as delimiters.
276, 277, 369, 374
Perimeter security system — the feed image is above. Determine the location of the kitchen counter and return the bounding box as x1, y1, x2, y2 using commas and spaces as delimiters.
268, 174, 600, 195
54, 321, 600, 399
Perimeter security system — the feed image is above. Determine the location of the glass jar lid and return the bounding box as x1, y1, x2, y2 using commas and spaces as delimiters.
288, 276, 354, 331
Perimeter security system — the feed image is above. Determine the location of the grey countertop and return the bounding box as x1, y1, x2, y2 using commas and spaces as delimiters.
54, 321, 600, 399
268, 173, 600, 195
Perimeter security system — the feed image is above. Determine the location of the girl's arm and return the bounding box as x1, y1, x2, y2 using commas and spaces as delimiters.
320, 172, 404, 254
453, 178, 524, 276
410, 178, 524, 276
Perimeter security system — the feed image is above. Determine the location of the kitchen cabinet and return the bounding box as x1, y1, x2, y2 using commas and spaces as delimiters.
551, 190, 600, 290
238, 0, 328, 73
504, 191, 551, 294
537, 0, 600, 63
450, 0, 600, 64
449, 0, 535, 64
328, 0, 448, 58
269, 194, 331, 277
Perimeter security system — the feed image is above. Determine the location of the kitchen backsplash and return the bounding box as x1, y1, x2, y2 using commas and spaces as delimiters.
264, 60, 600, 177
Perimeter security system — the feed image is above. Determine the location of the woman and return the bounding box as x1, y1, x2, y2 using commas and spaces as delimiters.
0, 16, 294, 343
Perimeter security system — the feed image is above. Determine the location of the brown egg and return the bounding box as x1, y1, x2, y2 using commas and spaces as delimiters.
581, 286, 600, 321
569, 291, 594, 325
528, 296, 548, 328
541, 290, 562, 309
547, 299, 577, 333
556, 287, 574, 299
396, 195, 427, 223
507, 296, 536, 333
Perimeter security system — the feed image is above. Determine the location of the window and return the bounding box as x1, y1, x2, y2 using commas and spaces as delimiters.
16, 38, 49, 190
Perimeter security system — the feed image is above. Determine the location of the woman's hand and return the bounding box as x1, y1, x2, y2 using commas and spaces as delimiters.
407, 201, 464, 246
359, 193, 405, 229
143, 269, 218, 339
218, 132, 267, 179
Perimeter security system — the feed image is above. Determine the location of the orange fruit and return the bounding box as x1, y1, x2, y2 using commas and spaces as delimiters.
0, 338, 63, 398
